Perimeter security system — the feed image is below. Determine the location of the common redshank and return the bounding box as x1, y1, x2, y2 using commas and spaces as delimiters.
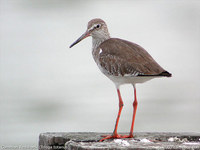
69, 18, 172, 141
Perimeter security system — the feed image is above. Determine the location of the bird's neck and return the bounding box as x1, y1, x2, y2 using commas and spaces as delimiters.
92, 35, 110, 50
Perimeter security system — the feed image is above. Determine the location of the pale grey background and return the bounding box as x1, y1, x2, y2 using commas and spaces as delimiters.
0, 0, 200, 147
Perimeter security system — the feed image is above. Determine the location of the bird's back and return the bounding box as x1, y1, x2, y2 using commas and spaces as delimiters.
93, 38, 171, 77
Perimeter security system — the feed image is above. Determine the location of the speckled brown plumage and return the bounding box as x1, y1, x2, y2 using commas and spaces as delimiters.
93, 38, 171, 77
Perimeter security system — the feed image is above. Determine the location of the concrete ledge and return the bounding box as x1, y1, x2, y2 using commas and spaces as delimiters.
39, 132, 200, 150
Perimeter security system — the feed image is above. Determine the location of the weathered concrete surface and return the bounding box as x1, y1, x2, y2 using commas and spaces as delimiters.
39, 132, 200, 150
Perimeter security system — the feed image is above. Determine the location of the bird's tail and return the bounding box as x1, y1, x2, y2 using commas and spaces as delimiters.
158, 71, 172, 77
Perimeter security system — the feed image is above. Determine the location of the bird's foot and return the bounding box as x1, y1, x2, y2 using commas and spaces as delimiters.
99, 134, 133, 142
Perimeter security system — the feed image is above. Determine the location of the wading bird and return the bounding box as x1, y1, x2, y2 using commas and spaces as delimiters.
69, 18, 172, 141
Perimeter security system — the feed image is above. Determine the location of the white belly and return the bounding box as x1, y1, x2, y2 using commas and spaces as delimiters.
96, 61, 162, 86
107, 75, 160, 86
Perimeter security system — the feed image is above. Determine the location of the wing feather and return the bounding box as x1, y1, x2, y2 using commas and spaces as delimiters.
94, 38, 165, 77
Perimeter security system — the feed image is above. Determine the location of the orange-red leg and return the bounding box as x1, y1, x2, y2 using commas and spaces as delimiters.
113, 88, 124, 135
100, 85, 138, 142
100, 88, 126, 141
128, 84, 138, 137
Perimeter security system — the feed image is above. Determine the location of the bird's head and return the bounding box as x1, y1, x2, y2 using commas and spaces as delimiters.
69, 18, 110, 48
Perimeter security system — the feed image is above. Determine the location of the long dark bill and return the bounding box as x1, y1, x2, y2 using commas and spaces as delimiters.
69, 31, 90, 48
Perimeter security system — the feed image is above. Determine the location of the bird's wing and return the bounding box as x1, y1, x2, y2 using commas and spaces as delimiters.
97, 38, 165, 76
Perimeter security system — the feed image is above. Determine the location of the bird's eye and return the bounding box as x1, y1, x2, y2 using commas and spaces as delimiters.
96, 24, 100, 28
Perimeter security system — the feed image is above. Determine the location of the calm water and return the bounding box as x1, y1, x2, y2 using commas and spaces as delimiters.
0, 0, 200, 147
